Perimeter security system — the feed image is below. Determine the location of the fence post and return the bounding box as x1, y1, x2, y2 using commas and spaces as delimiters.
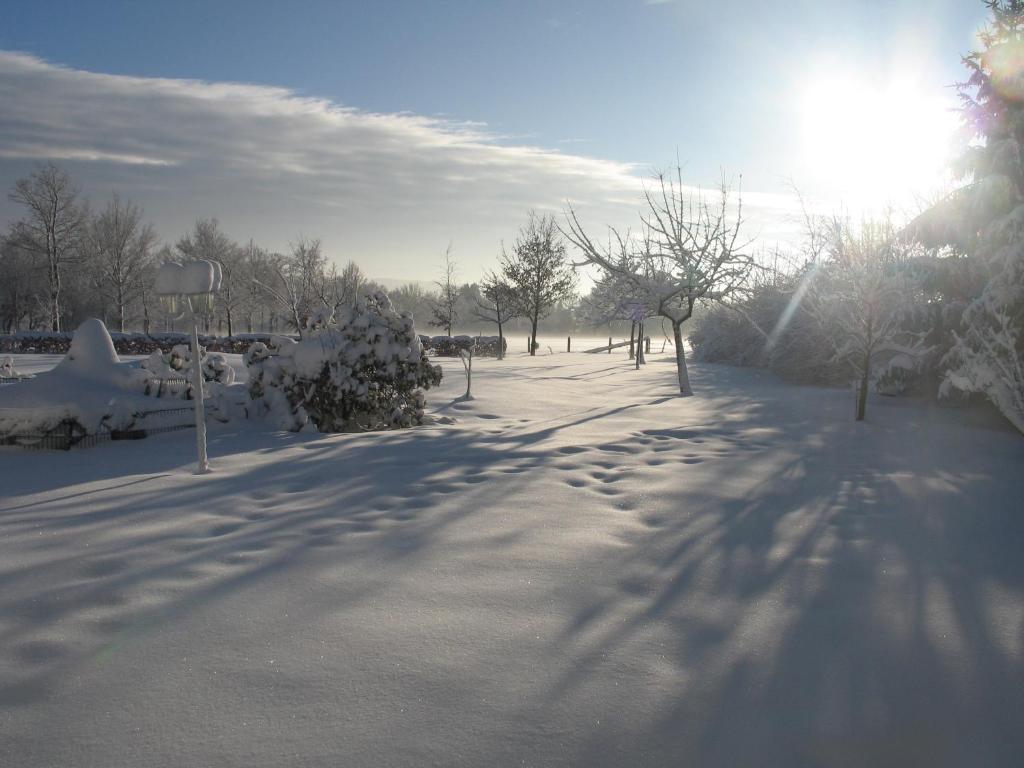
608, 337, 612, 354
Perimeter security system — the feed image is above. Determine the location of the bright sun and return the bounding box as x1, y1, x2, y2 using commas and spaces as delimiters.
799, 72, 959, 206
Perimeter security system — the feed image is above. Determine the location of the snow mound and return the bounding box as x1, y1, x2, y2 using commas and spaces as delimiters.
0, 319, 160, 435
55, 318, 121, 375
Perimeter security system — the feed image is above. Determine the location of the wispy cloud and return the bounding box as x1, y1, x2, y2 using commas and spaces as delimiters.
0, 51, 796, 279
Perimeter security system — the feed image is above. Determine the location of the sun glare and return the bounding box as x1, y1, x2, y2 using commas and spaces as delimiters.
799, 72, 959, 206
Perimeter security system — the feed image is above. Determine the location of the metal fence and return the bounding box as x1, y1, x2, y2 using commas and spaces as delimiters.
0, 405, 197, 451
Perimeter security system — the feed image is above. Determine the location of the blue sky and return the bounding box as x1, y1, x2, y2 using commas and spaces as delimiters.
0, 0, 988, 281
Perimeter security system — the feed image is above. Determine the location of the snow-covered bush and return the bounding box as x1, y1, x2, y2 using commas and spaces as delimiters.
1, 355, 22, 378
688, 277, 846, 384
139, 343, 235, 398
245, 291, 442, 432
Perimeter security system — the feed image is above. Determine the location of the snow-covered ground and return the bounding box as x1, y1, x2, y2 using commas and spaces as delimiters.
2, 351, 1023, 767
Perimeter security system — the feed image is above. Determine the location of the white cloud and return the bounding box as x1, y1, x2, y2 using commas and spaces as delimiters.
0, 51, 798, 281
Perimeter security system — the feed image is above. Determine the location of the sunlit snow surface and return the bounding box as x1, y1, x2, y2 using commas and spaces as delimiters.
1, 350, 1023, 767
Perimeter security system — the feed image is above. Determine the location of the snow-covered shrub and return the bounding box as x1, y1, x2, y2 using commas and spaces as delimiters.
689, 302, 771, 368
139, 343, 235, 398
1, 355, 21, 378
688, 277, 845, 384
876, 354, 919, 396
245, 291, 442, 432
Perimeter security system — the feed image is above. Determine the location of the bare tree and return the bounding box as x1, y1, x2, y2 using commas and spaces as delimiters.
580, 253, 653, 359
430, 243, 459, 336
502, 212, 576, 356
563, 167, 752, 395
0, 236, 44, 332
254, 237, 325, 335
318, 260, 366, 316
240, 240, 272, 332
7, 163, 87, 331
86, 194, 156, 332
809, 215, 920, 421
176, 219, 241, 334
473, 271, 518, 360
389, 282, 434, 326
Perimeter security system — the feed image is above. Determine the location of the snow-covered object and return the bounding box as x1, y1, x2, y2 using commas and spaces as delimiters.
1, 356, 21, 378
154, 259, 223, 314
941, 185, 1024, 433
141, 345, 235, 387
245, 290, 442, 431
0, 319, 154, 435
58, 318, 120, 372
155, 260, 222, 296
876, 353, 918, 396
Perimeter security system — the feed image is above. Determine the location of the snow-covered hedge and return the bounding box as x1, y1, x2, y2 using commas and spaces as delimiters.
245, 291, 442, 432
422, 335, 507, 357
0, 331, 281, 355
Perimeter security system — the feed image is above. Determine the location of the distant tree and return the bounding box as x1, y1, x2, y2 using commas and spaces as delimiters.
86, 194, 156, 332
318, 260, 367, 317
176, 219, 241, 335
564, 167, 752, 394
7, 163, 87, 331
502, 212, 576, 356
239, 240, 271, 332
430, 243, 459, 336
581, 253, 654, 358
473, 271, 518, 359
254, 237, 326, 335
0, 237, 44, 332
390, 282, 435, 327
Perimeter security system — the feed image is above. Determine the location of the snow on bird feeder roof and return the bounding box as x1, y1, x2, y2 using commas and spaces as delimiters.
155, 259, 222, 314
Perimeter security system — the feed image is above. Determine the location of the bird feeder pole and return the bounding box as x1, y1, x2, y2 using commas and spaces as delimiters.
154, 260, 222, 474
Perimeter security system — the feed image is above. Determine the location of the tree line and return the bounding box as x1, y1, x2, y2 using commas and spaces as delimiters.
0, 169, 581, 348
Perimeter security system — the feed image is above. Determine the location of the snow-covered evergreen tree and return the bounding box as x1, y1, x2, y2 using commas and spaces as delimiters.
942, 0, 1024, 432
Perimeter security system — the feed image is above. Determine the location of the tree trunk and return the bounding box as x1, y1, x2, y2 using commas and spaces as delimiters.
116, 284, 126, 332
629, 321, 636, 359
529, 316, 538, 356
49, 258, 61, 332
50, 289, 60, 332
497, 321, 504, 361
226, 307, 234, 338
856, 352, 870, 421
672, 321, 692, 396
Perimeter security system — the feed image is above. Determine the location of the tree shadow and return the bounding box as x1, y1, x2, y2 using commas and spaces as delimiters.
542, 362, 1024, 766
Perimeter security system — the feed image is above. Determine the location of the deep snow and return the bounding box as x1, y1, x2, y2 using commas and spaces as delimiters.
1, 350, 1023, 767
